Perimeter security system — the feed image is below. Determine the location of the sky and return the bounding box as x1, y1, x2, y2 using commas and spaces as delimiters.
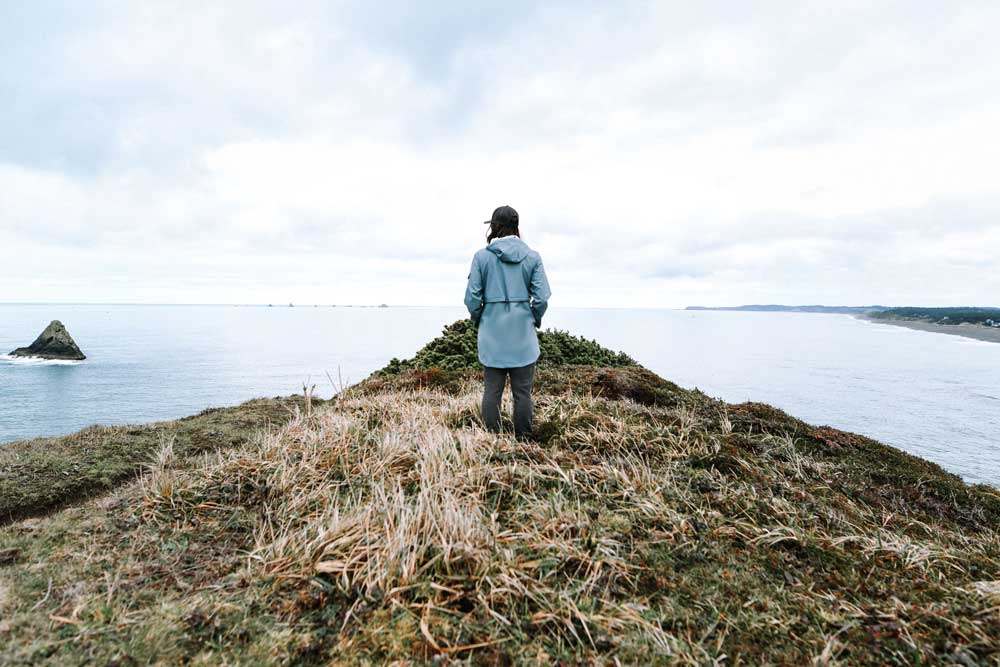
1, 1, 998, 308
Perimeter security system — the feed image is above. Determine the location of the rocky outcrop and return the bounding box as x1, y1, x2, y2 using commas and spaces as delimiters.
9, 320, 86, 360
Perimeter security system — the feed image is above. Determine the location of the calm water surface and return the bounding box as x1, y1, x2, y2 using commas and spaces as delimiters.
2, 305, 998, 486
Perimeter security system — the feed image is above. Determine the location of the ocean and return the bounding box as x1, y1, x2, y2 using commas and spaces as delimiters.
2, 304, 998, 486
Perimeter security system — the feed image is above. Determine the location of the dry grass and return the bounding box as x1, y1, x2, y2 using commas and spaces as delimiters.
1, 369, 999, 665
0, 395, 313, 525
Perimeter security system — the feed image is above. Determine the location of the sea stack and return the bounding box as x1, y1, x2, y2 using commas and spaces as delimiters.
9, 320, 86, 360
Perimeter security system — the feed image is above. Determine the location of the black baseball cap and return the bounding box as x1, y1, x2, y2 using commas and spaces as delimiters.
483, 205, 519, 226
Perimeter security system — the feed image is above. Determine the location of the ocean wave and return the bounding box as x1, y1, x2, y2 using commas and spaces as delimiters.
0, 354, 83, 366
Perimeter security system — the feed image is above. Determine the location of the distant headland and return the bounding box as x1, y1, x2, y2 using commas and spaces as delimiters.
686, 305, 1000, 343
865, 307, 1000, 344
686, 304, 888, 314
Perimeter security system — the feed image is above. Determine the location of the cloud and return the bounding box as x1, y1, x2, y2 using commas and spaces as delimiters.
1, 1, 999, 307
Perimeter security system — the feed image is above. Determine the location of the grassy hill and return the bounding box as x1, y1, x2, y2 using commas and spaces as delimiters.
870, 307, 1000, 326
2, 322, 999, 665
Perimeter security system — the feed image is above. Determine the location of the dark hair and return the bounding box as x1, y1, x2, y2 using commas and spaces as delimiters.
487, 221, 520, 243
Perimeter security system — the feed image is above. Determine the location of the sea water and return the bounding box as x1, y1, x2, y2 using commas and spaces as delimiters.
2, 304, 998, 486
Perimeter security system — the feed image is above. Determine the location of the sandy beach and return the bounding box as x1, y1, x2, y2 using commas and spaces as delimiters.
862, 315, 1000, 344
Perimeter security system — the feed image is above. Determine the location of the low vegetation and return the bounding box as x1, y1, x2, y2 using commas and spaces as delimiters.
377, 320, 636, 375
0, 396, 314, 525
2, 324, 999, 665
872, 306, 1000, 326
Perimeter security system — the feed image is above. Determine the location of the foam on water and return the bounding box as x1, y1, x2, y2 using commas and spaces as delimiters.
0, 354, 83, 366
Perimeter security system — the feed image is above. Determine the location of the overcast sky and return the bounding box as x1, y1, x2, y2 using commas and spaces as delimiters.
2, 1, 998, 307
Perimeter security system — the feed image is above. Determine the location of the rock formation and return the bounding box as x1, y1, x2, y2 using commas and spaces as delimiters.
9, 320, 86, 360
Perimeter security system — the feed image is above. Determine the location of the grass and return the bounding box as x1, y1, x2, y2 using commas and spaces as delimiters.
1, 324, 999, 665
0, 395, 317, 525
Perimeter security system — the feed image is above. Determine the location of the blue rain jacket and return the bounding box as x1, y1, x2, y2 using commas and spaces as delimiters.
464, 236, 551, 368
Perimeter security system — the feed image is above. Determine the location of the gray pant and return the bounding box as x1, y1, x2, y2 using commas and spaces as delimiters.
482, 363, 536, 437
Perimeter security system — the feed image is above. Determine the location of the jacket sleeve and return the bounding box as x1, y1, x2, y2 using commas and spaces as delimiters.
529, 257, 551, 328
464, 254, 485, 325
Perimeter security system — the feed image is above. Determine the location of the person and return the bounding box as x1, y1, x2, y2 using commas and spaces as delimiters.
464, 205, 551, 438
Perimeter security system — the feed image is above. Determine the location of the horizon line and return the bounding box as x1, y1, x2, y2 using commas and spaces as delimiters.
0, 302, 690, 310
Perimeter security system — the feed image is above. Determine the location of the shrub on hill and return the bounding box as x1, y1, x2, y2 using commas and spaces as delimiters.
376, 319, 636, 375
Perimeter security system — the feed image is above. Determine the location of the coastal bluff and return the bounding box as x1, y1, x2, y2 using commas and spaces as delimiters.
9, 320, 86, 360
1, 321, 998, 665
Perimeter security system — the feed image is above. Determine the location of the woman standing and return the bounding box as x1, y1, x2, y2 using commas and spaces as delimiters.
464, 205, 551, 438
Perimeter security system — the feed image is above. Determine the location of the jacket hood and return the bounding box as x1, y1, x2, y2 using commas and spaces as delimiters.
486, 236, 530, 263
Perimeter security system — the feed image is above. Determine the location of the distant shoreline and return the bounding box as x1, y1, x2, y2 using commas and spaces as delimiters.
860, 315, 1000, 344
687, 305, 884, 315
